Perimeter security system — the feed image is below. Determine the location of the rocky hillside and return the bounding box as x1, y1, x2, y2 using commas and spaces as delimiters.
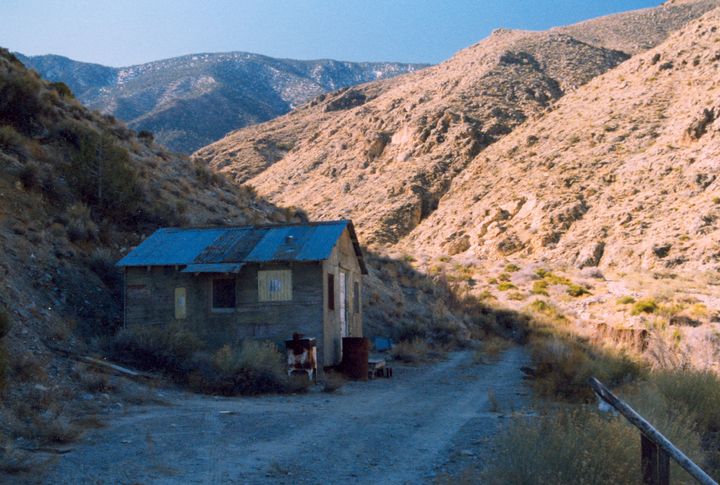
17, 52, 426, 153
195, 0, 719, 249
404, 6, 720, 274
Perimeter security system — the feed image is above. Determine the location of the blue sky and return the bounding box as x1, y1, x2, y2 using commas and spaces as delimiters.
4, 0, 661, 66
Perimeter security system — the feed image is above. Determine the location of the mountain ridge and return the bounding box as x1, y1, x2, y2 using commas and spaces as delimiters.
16, 51, 427, 153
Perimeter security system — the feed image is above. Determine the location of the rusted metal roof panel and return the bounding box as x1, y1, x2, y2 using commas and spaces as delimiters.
116, 221, 367, 273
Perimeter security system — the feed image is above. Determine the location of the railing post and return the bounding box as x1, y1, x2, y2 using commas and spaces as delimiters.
642, 433, 670, 485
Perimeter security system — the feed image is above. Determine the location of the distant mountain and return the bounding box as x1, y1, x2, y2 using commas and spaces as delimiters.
16, 52, 427, 153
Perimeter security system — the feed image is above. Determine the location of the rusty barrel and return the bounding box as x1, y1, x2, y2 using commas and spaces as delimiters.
341, 337, 369, 380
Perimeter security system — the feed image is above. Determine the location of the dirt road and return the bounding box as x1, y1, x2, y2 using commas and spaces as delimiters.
40, 348, 531, 484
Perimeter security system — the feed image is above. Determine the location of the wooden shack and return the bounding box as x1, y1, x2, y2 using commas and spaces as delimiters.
116, 220, 367, 367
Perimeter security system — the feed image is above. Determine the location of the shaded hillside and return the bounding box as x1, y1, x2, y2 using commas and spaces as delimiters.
0, 47, 297, 411
17, 52, 426, 153
195, 0, 719, 248
404, 7, 720, 274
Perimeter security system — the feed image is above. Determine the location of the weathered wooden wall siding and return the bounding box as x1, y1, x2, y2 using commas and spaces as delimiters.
124, 262, 325, 354
322, 229, 363, 366
233, 262, 325, 358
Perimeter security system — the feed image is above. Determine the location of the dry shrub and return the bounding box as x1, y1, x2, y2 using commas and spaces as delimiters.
652, 369, 720, 433
78, 369, 112, 393
65, 203, 98, 242
189, 341, 286, 396
646, 330, 692, 370
12, 354, 46, 382
24, 416, 82, 445
484, 395, 703, 485
529, 336, 642, 401
390, 339, 431, 363
111, 324, 205, 375
322, 372, 346, 393
474, 336, 512, 364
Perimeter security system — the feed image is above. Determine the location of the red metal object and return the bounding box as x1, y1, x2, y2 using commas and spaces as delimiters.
285, 333, 317, 381
341, 337, 369, 380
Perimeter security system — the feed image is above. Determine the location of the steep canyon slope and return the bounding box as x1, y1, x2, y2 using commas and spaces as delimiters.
195, 0, 720, 254
404, 7, 720, 274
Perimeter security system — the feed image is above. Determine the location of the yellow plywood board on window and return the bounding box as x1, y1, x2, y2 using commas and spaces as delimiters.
174, 287, 187, 319
258, 269, 292, 301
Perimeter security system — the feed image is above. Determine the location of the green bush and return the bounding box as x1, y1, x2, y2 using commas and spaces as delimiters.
617, 295, 636, 305
0, 69, 45, 134
137, 130, 154, 142
504, 263, 520, 273
631, 298, 658, 315
0, 125, 25, 153
49, 81, 74, 99
497, 281, 516, 291
53, 121, 141, 220
566, 283, 590, 297
531, 280, 548, 296
86, 248, 121, 288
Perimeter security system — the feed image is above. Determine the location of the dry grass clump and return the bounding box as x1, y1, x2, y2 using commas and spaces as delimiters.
504, 263, 520, 273
533, 269, 590, 297
474, 335, 513, 364
652, 369, 720, 433
112, 324, 205, 374
484, 394, 704, 484
528, 336, 642, 401
527, 299, 566, 324
390, 339, 432, 363
322, 372, 346, 393
617, 295, 636, 305
112, 326, 290, 395
190, 341, 287, 396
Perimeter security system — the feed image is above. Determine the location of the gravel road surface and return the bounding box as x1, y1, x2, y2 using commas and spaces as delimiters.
40, 348, 531, 484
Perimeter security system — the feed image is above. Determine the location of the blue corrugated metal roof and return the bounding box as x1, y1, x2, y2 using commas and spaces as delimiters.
116, 228, 226, 267
117, 220, 367, 273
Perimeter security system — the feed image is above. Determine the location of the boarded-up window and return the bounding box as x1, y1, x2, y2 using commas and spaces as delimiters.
353, 281, 360, 314
327, 273, 335, 310
175, 288, 187, 319
258, 269, 292, 302
212, 278, 236, 309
